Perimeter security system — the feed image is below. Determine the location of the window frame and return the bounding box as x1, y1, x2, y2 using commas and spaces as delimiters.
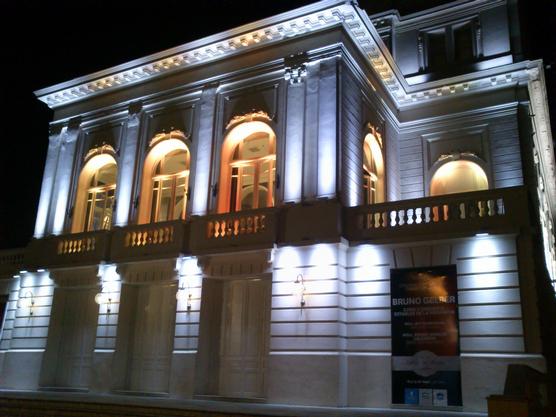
217, 119, 277, 214
419, 17, 482, 72
71, 150, 118, 234
137, 131, 191, 225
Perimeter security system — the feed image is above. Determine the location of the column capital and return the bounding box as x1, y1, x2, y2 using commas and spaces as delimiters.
284, 52, 308, 85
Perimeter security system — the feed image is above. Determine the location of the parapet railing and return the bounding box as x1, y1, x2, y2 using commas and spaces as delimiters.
110, 220, 188, 262
26, 230, 111, 268
345, 186, 528, 242
19, 186, 530, 268
190, 207, 277, 253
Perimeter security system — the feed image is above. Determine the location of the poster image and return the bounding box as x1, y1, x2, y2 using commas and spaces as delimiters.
390, 265, 462, 407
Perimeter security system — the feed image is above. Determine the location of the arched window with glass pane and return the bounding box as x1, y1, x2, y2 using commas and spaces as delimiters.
150, 148, 189, 222
218, 120, 276, 213
363, 131, 385, 205
430, 159, 488, 196
72, 152, 117, 233
137, 132, 191, 224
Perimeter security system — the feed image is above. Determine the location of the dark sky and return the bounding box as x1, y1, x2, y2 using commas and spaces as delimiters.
0, 0, 554, 249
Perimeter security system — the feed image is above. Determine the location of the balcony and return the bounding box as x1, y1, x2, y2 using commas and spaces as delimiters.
344, 186, 529, 243
190, 207, 278, 254
110, 220, 189, 262
18, 187, 531, 270
26, 230, 111, 269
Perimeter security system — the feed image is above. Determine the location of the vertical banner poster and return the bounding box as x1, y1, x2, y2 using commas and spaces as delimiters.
390, 265, 462, 407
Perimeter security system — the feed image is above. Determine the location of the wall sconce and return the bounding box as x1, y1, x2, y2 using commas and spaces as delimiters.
292, 274, 306, 309
176, 284, 192, 311
95, 290, 112, 314
19, 291, 35, 317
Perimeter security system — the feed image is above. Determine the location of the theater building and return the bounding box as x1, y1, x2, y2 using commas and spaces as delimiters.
0, 0, 554, 415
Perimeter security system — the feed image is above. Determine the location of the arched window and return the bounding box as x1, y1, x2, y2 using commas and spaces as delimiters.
363, 131, 385, 205
430, 159, 488, 196
72, 152, 117, 233
138, 131, 190, 224
218, 120, 276, 213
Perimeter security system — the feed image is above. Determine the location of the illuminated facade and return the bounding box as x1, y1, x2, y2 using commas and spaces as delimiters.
0, 0, 555, 414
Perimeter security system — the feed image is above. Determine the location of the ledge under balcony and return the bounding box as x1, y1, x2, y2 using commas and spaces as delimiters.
344, 186, 530, 244
0, 248, 26, 277
110, 220, 189, 263
189, 207, 278, 254
26, 230, 111, 269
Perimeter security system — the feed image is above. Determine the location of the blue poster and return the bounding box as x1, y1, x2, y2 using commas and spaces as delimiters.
390, 265, 462, 407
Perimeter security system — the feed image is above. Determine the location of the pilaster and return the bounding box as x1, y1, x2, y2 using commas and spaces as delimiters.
34, 124, 63, 238
115, 102, 142, 226
191, 85, 217, 215
50, 117, 82, 235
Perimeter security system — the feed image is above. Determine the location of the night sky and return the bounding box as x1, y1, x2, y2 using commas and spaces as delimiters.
0, 0, 554, 249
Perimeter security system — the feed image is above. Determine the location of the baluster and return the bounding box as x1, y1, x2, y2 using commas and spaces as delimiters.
380, 212, 387, 228
254, 215, 259, 233
207, 221, 214, 239
169, 226, 174, 243
240, 218, 246, 235
214, 221, 221, 238
396, 210, 402, 227
153, 229, 159, 244
225, 220, 232, 236
478, 200, 484, 217
91, 237, 96, 251
486, 199, 494, 216
247, 216, 253, 233
57, 241, 64, 255
124, 232, 130, 248
414, 207, 421, 224
260, 215, 266, 231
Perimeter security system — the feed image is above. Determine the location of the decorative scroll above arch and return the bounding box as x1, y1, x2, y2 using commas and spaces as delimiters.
149, 129, 189, 149
364, 123, 383, 148
84, 143, 116, 164
225, 110, 272, 133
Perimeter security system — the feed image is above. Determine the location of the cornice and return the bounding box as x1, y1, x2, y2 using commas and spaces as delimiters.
34, 0, 535, 112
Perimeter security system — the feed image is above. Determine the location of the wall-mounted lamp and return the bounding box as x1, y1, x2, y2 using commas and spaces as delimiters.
176, 284, 192, 311
292, 274, 306, 309
19, 291, 35, 316
95, 290, 112, 314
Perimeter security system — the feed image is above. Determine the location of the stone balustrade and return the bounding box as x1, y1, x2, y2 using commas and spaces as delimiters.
191, 207, 277, 253
345, 186, 528, 243
26, 230, 111, 269
110, 220, 188, 262
14, 187, 531, 268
